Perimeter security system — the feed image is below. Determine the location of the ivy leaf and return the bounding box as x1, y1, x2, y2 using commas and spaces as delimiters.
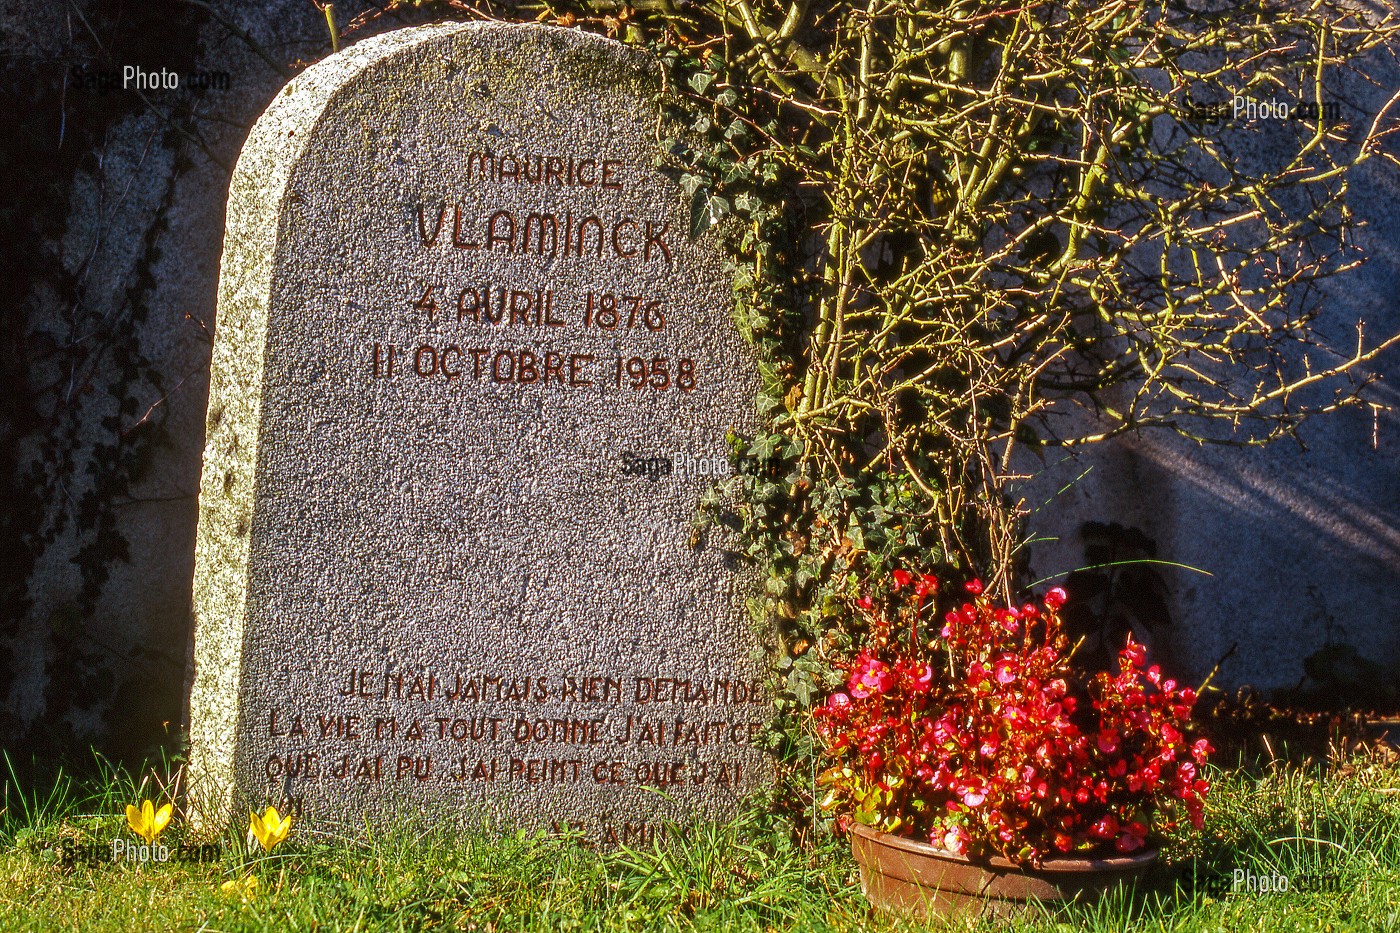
748, 434, 780, 459
689, 72, 714, 94
790, 671, 814, 707
734, 192, 761, 214
688, 186, 711, 239
706, 194, 730, 225
848, 523, 866, 550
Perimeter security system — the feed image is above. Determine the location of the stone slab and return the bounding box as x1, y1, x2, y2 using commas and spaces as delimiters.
187, 21, 769, 843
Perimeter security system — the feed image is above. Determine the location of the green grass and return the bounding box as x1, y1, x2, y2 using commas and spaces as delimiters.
4, 751, 1400, 931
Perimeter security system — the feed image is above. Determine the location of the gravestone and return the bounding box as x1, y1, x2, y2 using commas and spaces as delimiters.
187, 21, 769, 844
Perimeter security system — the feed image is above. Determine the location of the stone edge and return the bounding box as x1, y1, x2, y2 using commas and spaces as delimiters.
187, 20, 473, 833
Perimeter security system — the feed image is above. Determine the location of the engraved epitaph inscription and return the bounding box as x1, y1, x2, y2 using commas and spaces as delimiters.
188, 23, 767, 841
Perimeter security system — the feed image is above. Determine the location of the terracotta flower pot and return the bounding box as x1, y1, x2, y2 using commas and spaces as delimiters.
850, 823, 1158, 919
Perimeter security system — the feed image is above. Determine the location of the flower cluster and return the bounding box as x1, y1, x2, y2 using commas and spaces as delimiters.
814, 574, 1209, 864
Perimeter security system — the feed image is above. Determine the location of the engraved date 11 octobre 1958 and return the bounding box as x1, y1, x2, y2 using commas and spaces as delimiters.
370, 344, 698, 391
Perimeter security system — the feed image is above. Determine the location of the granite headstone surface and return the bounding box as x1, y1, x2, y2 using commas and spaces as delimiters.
187, 21, 768, 843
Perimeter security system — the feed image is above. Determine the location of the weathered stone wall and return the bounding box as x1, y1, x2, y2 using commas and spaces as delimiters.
1024, 53, 1400, 694
0, 0, 379, 763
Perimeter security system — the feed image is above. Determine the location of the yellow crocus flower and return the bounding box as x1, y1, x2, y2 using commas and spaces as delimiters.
249, 806, 292, 852
125, 799, 173, 845
220, 874, 259, 899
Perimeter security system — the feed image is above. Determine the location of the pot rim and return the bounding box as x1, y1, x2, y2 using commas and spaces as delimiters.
850, 821, 1159, 873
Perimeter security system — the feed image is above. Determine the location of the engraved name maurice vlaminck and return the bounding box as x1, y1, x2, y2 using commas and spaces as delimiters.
414, 152, 674, 263
363, 152, 699, 392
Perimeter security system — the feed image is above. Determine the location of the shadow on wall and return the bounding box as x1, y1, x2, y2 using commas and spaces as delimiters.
1058, 522, 1176, 676
1130, 413, 1400, 571
1028, 394, 1400, 697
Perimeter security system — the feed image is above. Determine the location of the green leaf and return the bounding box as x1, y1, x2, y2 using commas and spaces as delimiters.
734, 192, 762, 214
706, 194, 730, 225
748, 435, 780, 459
688, 187, 710, 240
